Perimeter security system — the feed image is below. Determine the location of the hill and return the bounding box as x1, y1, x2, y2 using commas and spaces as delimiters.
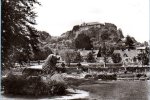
60, 22, 137, 50
61, 22, 124, 41
37, 22, 139, 51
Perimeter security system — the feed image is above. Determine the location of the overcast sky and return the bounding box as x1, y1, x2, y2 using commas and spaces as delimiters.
35, 0, 149, 43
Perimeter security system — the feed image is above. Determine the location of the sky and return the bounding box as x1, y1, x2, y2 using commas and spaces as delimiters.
34, 0, 149, 43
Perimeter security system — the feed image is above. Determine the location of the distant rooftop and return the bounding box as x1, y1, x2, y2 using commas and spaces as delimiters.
136, 47, 146, 50
81, 22, 102, 26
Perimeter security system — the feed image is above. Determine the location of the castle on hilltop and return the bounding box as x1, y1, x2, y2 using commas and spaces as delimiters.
78, 22, 117, 31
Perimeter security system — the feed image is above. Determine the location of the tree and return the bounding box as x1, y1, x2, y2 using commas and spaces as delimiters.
97, 46, 102, 57
2, 0, 40, 68
125, 35, 135, 50
137, 53, 149, 66
97, 43, 114, 67
75, 33, 93, 50
73, 52, 83, 63
88, 27, 100, 38
60, 50, 75, 66
111, 53, 122, 63
38, 31, 51, 42
86, 52, 96, 63
144, 41, 149, 47
60, 50, 83, 66
117, 28, 124, 38
65, 40, 72, 48
100, 43, 114, 57
100, 24, 118, 42
133, 56, 137, 63
137, 47, 149, 66
145, 46, 150, 54
72, 25, 80, 31
34, 46, 53, 60
100, 29, 110, 41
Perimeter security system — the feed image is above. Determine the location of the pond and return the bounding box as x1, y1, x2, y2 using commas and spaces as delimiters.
79, 80, 150, 100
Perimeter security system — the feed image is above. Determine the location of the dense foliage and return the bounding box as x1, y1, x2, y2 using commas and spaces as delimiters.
97, 43, 114, 57
75, 33, 93, 50
2, 0, 40, 68
2, 73, 67, 96
60, 50, 83, 66
111, 53, 122, 63
137, 47, 149, 65
32, 45, 53, 61
125, 35, 135, 49
73, 52, 83, 63
86, 52, 96, 63
137, 53, 149, 65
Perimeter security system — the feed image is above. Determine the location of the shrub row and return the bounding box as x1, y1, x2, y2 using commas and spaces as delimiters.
2, 73, 67, 96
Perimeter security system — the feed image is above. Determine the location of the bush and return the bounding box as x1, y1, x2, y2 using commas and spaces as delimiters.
3, 73, 67, 96
84, 74, 92, 79
137, 53, 149, 65
111, 53, 122, 63
86, 52, 96, 63
98, 74, 117, 80
49, 81, 67, 95
3, 74, 27, 95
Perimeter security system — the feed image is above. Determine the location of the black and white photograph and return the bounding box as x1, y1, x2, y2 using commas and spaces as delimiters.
2, 0, 150, 99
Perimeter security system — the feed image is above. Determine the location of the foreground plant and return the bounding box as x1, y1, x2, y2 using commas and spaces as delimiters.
2, 73, 67, 96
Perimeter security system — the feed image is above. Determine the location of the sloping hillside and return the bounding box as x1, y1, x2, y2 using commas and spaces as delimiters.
40, 22, 138, 50
61, 22, 124, 41
60, 22, 125, 49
